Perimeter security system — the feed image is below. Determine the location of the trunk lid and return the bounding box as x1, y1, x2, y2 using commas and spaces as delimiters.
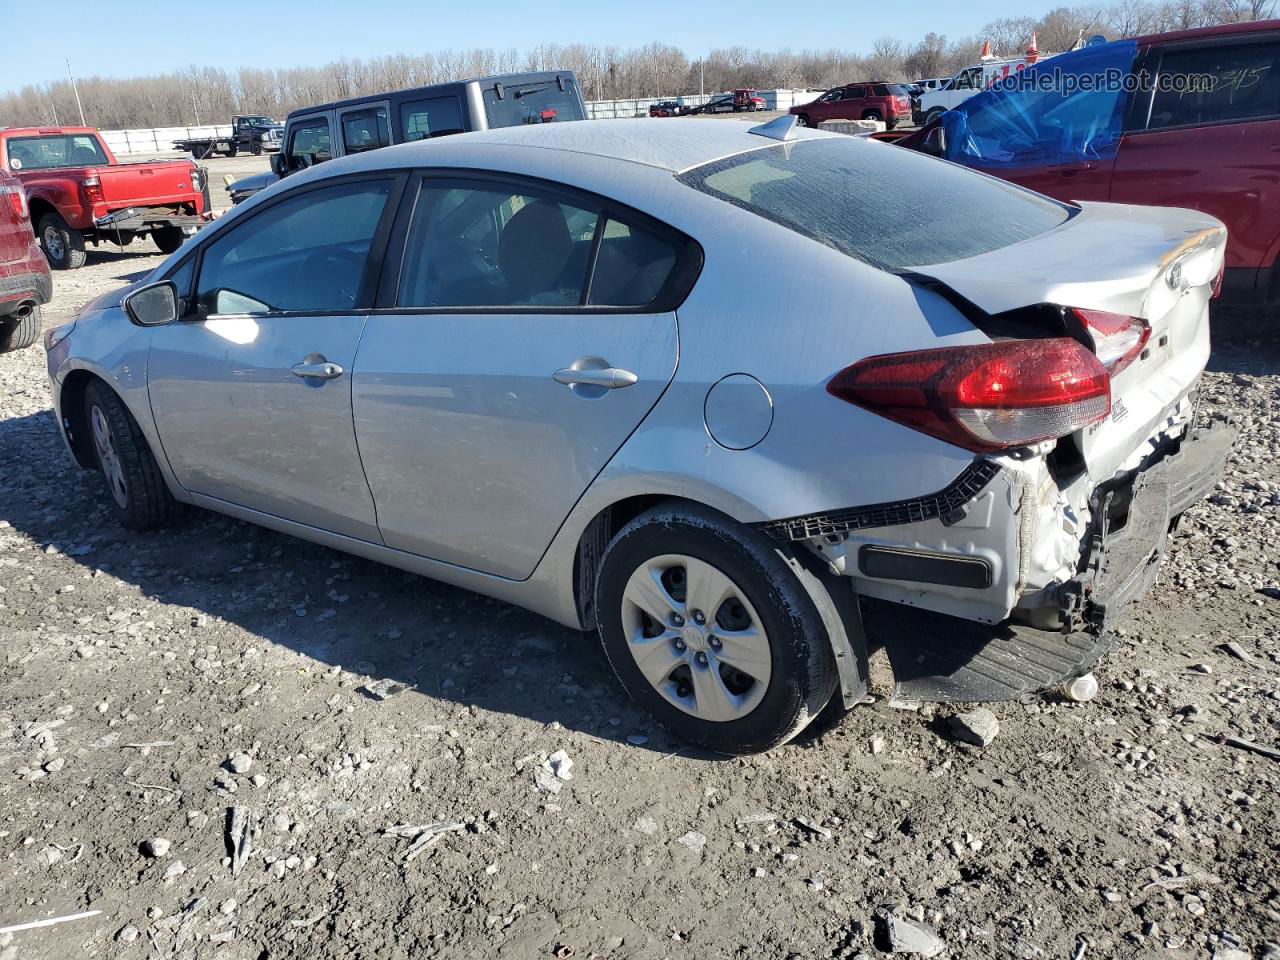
919, 201, 1227, 481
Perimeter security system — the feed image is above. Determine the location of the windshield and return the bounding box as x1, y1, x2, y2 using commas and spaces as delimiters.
6, 134, 108, 170
677, 138, 1071, 272
482, 78, 585, 127
242, 117, 279, 126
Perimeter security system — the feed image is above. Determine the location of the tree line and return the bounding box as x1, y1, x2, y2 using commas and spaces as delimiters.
1, 0, 1273, 130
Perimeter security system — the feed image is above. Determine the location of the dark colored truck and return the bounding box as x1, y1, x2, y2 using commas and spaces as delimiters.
172, 115, 285, 158
227, 71, 586, 203
0, 127, 210, 269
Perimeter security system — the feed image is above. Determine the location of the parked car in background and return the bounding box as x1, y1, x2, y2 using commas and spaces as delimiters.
913, 77, 948, 91
895, 20, 1280, 304
691, 89, 765, 115
649, 100, 689, 117
789, 83, 913, 128
0, 170, 51, 352
47, 119, 1230, 753
172, 115, 285, 158
0, 127, 209, 269
691, 94, 737, 114
916, 57, 1041, 125
226, 71, 586, 203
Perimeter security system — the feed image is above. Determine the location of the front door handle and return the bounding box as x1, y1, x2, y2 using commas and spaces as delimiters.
291, 359, 344, 380
553, 366, 638, 389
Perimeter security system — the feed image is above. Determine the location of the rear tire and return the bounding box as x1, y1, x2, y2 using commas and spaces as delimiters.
151, 226, 186, 255
83, 379, 182, 531
795, 114, 811, 127
595, 503, 838, 755
863, 110, 883, 124
0, 306, 40, 353
37, 212, 87, 270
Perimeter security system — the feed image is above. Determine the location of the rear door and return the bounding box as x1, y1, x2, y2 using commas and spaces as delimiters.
1110, 33, 1280, 276
338, 102, 391, 157
352, 173, 695, 580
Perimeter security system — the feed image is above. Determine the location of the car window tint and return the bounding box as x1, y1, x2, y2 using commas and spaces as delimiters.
398, 182, 596, 307
588, 219, 679, 307
341, 108, 390, 154
400, 96, 465, 141
679, 137, 1070, 272
1149, 41, 1280, 129
195, 179, 391, 316
950, 40, 1137, 168
288, 118, 332, 166
6, 134, 108, 170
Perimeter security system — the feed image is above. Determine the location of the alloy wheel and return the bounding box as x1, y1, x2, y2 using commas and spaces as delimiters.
90, 404, 128, 508
620, 554, 772, 722
42, 225, 65, 262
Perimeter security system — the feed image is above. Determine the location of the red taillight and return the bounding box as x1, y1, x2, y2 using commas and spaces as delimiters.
1073, 309, 1149, 376
82, 175, 104, 204
828, 338, 1111, 453
3, 182, 27, 222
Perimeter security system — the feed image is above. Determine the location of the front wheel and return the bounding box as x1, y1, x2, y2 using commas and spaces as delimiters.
84, 380, 182, 530
151, 226, 187, 254
595, 503, 837, 755
924, 107, 946, 126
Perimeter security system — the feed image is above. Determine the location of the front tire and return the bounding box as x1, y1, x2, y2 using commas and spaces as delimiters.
84, 380, 182, 530
924, 107, 946, 126
37, 212, 87, 270
595, 503, 837, 755
0, 306, 40, 352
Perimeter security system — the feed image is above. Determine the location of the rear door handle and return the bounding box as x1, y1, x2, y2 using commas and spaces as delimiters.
553, 367, 638, 389
291, 359, 344, 380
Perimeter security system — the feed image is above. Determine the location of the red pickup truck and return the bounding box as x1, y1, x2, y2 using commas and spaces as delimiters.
0, 127, 210, 269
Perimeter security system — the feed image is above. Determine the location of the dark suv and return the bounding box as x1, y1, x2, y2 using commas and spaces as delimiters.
790, 82, 913, 129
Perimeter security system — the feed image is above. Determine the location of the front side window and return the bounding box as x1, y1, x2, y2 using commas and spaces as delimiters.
396, 180, 685, 309
1148, 41, 1280, 129
5, 134, 107, 171
400, 96, 465, 141
194, 179, 391, 316
287, 117, 332, 169
481, 77, 585, 127
678, 137, 1071, 272
341, 108, 390, 154
947, 40, 1138, 169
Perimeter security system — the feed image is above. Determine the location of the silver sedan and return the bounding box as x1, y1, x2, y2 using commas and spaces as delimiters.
45, 117, 1233, 753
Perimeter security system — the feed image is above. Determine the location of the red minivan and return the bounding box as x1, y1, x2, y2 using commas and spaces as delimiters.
894, 21, 1280, 304
0, 170, 51, 352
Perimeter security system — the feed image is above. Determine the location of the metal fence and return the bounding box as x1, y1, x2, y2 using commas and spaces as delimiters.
102, 89, 830, 156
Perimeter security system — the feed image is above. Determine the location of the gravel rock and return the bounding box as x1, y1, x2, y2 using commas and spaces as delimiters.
947, 708, 1000, 747
885, 914, 945, 956
116, 925, 140, 944
141, 837, 171, 858
675, 831, 706, 852
226, 753, 253, 774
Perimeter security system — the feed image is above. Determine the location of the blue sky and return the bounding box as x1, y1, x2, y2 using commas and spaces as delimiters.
2, 0, 1067, 94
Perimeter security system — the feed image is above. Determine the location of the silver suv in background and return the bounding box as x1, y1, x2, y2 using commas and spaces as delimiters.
226, 71, 586, 203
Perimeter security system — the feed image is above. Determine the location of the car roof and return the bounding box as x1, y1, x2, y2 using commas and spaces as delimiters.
0, 126, 99, 137
1135, 16, 1280, 45
330, 117, 831, 175
288, 70, 575, 119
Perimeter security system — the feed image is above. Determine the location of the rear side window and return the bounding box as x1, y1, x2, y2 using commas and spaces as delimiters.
400, 96, 465, 141
287, 118, 332, 167
871, 85, 890, 96
481, 78, 585, 127
1148, 41, 1280, 129
678, 138, 1071, 272
341, 108, 390, 154
195, 179, 391, 315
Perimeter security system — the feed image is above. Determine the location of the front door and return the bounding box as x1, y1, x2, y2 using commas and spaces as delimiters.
352, 175, 692, 579
148, 175, 399, 541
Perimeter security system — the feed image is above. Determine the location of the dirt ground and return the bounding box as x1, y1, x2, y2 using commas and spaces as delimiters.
1, 234, 1278, 960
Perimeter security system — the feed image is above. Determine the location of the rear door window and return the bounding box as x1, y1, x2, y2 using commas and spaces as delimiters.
399, 96, 465, 141
340, 107, 390, 154
1147, 40, 1280, 129
678, 137, 1070, 271
287, 117, 332, 167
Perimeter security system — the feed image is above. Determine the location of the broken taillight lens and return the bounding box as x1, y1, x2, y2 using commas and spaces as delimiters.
828, 338, 1111, 453
1073, 309, 1149, 376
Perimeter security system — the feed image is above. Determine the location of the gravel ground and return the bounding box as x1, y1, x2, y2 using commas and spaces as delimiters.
1, 248, 1278, 960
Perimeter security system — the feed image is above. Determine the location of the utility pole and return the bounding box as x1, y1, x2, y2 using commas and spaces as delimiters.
699, 60, 705, 98
66, 59, 85, 125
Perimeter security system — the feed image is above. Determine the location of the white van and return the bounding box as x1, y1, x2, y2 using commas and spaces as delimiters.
917, 58, 1043, 124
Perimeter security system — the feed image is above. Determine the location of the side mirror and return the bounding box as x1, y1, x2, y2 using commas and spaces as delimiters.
270, 152, 286, 177
124, 281, 179, 327
921, 124, 947, 157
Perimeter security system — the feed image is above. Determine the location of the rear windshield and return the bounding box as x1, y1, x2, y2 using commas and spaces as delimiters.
6, 134, 108, 170
482, 78, 585, 127
677, 137, 1071, 271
